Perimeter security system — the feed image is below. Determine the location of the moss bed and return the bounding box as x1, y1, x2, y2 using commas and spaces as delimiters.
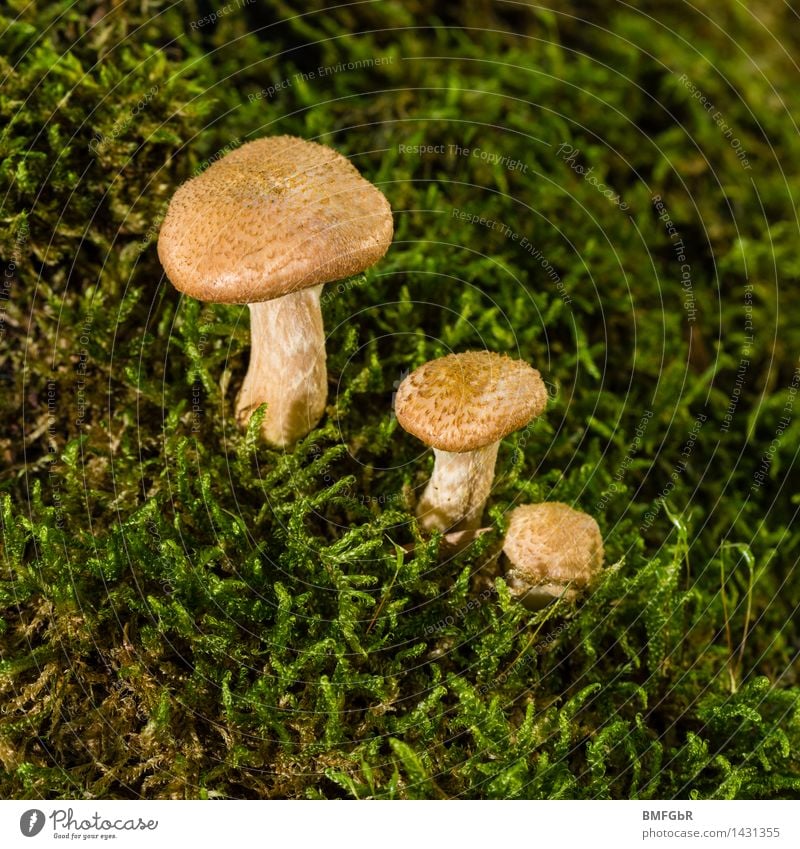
1, 0, 799, 798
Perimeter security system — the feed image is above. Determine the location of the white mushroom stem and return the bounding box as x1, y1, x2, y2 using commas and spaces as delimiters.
235, 284, 327, 448
505, 578, 578, 611
416, 442, 500, 533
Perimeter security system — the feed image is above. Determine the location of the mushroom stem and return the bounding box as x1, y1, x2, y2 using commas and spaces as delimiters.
235, 284, 327, 448
416, 442, 500, 533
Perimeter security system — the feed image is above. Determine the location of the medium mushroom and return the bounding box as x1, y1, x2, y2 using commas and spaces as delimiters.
394, 351, 547, 533
502, 502, 603, 609
157, 135, 393, 447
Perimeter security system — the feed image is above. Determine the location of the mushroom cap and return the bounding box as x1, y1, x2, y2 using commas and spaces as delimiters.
394, 351, 547, 452
503, 502, 603, 598
157, 135, 393, 303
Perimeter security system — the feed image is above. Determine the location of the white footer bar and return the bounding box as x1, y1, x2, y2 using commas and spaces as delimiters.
2, 800, 797, 848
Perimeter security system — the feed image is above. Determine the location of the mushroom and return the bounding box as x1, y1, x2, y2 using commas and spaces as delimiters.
157, 135, 393, 447
502, 502, 603, 609
394, 351, 547, 533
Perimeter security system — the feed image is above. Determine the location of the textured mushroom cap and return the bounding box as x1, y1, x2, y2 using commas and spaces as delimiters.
394, 351, 547, 452
503, 502, 603, 595
157, 135, 393, 303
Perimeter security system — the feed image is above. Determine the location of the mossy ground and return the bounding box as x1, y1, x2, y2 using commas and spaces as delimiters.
1, 1, 799, 799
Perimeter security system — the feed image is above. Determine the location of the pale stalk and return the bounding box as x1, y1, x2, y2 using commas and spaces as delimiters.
416, 442, 500, 533
235, 284, 326, 447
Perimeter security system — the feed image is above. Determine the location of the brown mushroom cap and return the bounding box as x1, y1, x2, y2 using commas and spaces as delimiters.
157, 135, 393, 303
503, 502, 603, 592
394, 351, 547, 452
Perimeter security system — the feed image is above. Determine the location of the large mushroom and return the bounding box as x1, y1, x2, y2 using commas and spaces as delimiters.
502, 502, 603, 609
395, 351, 547, 533
157, 135, 393, 447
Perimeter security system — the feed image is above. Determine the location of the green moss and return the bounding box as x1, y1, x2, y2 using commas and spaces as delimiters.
1, 0, 799, 798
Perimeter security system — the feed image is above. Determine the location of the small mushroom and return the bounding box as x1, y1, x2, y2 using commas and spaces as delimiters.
395, 351, 547, 533
502, 502, 603, 609
158, 135, 393, 447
